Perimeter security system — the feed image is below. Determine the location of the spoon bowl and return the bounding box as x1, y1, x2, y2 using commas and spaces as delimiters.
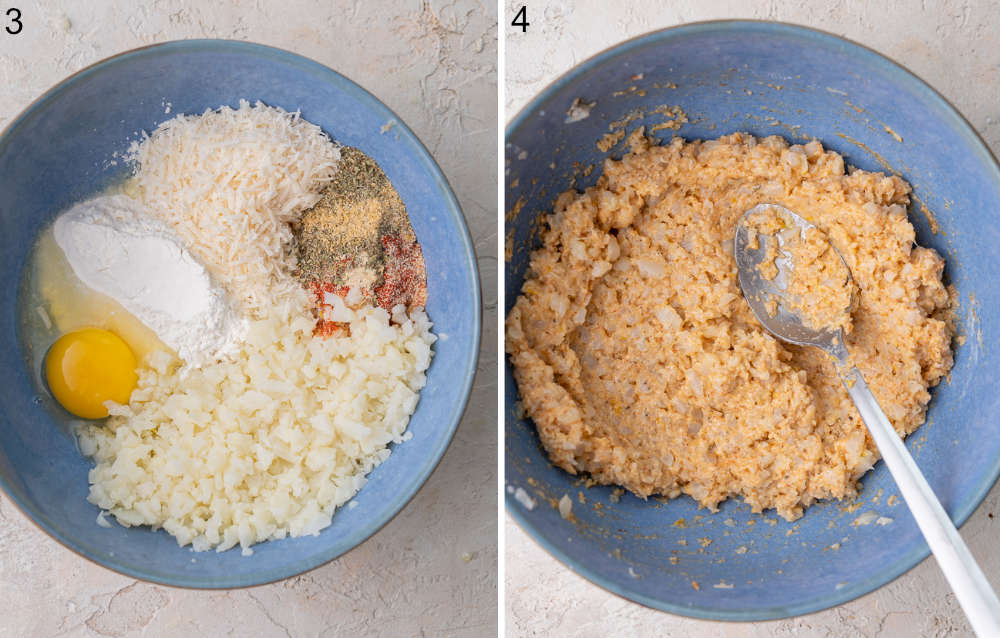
734, 203, 852, 359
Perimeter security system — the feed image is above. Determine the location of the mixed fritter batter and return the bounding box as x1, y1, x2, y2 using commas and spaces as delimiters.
507, 133, 954, 520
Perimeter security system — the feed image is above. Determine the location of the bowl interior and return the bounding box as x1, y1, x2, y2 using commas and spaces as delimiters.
505, 21, 1000, 620
0, 40, 480, 588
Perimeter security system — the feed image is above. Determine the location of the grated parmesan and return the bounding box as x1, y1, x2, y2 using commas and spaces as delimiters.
127, 100, 340, 314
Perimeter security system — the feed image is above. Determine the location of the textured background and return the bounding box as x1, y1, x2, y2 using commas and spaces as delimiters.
0, 1, 497, 637
504, 0, 1000, 636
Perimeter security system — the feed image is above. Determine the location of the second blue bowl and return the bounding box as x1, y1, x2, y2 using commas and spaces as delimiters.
505, 21, 1000, 620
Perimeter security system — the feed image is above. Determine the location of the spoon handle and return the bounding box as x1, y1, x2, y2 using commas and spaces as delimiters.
843, 367, 1000, 636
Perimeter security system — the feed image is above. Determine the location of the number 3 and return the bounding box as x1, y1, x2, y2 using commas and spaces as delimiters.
6, 7, 22, 35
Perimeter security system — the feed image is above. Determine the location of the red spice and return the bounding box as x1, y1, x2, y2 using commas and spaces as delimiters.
375, 234, 428, 311
307, 234, 427, 339
308, 280, 350, 338
313, 318, 349, 338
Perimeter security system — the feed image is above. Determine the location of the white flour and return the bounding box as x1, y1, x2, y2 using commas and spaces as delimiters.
53, 194, 244, 367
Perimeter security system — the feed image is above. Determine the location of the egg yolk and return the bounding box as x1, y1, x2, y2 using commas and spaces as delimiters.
45, 328, 138, 419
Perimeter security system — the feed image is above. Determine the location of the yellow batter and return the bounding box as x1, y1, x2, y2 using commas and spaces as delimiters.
506, 133, 954, 520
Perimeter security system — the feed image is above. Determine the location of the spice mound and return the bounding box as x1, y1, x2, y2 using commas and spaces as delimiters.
506, 132, 955, 521
296, 147, 428, 337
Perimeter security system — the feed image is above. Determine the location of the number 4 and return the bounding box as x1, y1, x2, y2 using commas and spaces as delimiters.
511, 5, 528, 32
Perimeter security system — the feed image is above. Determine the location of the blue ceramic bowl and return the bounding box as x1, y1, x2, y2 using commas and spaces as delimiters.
505, 21, 1000, 620
0, 40, 480, 588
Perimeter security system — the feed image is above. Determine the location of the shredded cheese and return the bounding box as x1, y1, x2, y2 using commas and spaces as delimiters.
127, 100, 340, 314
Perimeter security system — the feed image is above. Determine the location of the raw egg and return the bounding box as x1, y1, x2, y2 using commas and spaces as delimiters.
45, 328, 138, 419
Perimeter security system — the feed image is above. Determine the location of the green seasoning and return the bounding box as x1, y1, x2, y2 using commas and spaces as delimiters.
295, 146, 410, 283
295, 146, 427, 335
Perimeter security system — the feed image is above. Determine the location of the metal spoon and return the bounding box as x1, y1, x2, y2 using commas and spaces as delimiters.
735, 203, 1000, 636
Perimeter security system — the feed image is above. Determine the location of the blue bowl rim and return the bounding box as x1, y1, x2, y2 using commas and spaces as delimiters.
505, 19, 1000, 621
1, 38, 482, 589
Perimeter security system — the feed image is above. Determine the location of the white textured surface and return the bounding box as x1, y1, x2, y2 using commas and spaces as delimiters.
0, 1, 497, 636
504, 1, 1000, 636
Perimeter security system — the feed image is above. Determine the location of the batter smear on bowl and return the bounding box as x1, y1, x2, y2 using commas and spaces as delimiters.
506, 133, 955, 520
